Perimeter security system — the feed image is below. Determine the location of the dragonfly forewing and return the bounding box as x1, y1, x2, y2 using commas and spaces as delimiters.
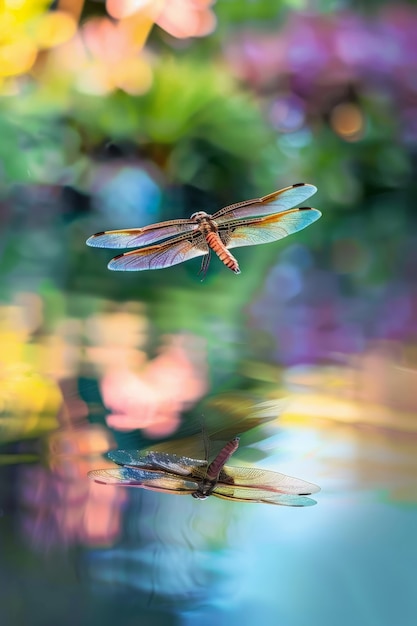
108, 449, 208, 476
86, 220, 196, 248
214, 183, 317, 222
88, 467, 199, 494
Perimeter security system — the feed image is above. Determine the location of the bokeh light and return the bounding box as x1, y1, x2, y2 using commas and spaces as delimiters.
330, 102, 365, 141
1, 1, 417, 624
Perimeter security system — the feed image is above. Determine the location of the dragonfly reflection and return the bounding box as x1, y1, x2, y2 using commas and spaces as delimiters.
86, 183, 320, 275
88, 437, 320, 506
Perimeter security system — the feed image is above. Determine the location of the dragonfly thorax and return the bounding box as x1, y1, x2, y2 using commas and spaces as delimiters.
191, 212, 218, 238
192, 478, 217, 499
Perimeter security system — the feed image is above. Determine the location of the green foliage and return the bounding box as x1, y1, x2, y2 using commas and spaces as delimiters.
216, 0, 306, 23
0, 56, 278, 197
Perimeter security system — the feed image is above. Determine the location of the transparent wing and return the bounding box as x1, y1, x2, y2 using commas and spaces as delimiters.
107, 233, 208, 271
107, 449, 207, 476
86, 220, 196, 248
212, 485, 317, 506
213, 183, 317, 222
88, 467, 198, 494
219, 208, 321, 249
219, 465, 320, 495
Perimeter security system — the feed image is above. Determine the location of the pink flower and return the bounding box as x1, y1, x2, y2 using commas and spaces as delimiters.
106, 0, 217, 39
101, 334, 207, 438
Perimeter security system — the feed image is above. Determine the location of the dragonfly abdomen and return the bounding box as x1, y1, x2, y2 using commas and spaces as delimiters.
205, 232, 240, 274
206, 437, 240, 480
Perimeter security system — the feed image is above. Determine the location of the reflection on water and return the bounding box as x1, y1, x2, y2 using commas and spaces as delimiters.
283, 341, 417, 422
83, 491, 242, 606
0, 296, 62, 442
0, 232, 417, 626
1, 282, 416, 622
88, 437, 319, 506
17, 384, 127, 550
100, 334, 207, 437
18, 444, 126, 550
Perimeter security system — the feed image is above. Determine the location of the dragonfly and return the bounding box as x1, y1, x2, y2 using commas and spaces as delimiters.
88, 437, 320, 506
86, 183, 321, 275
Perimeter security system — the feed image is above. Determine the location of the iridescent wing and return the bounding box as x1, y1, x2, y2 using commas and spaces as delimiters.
106, 232, 208, 271
213, 183, 317, 222
212, 485, 317, 506
88, 468, 318, 505
86, 219, 196, 248
218, 465, 320, 496
218, 207, 321, 249
107, 449, 208, 477
88, 467, 199, 494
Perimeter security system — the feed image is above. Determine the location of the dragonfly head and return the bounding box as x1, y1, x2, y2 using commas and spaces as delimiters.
192, 479, 216, 500
192, 491, 208, 500
190, 211, 210, 223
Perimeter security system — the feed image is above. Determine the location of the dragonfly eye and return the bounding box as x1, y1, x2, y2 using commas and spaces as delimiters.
191, 211, 209, 222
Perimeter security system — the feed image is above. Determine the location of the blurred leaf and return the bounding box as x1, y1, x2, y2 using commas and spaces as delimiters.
216, 0, 301, 23
0, 454, 38, 465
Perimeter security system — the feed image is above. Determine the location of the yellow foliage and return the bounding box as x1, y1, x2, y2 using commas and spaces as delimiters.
0, 2, 76, 78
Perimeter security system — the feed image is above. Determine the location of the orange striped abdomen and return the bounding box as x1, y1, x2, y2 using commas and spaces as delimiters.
205, 232, 240, 274
206, 438, 240, 480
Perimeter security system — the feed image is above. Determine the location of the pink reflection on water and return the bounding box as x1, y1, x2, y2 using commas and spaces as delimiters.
18, 382, 127, 551
101, 334, 207, 438
19, 447, 126, 549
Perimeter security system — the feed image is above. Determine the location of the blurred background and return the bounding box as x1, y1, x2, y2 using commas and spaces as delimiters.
1, 0, 417, 624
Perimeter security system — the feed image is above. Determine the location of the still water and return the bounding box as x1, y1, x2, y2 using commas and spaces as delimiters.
1, 385, 416, 625
1, 205, 417, 625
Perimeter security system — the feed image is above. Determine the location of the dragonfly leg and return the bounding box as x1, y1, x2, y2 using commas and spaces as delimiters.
198, 250, 211, 281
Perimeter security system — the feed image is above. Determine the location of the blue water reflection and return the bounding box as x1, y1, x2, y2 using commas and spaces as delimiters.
84, 491, 241, 605
179, 499, 417, 626
2, 369, 417, 625
76, 462, 417, 625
